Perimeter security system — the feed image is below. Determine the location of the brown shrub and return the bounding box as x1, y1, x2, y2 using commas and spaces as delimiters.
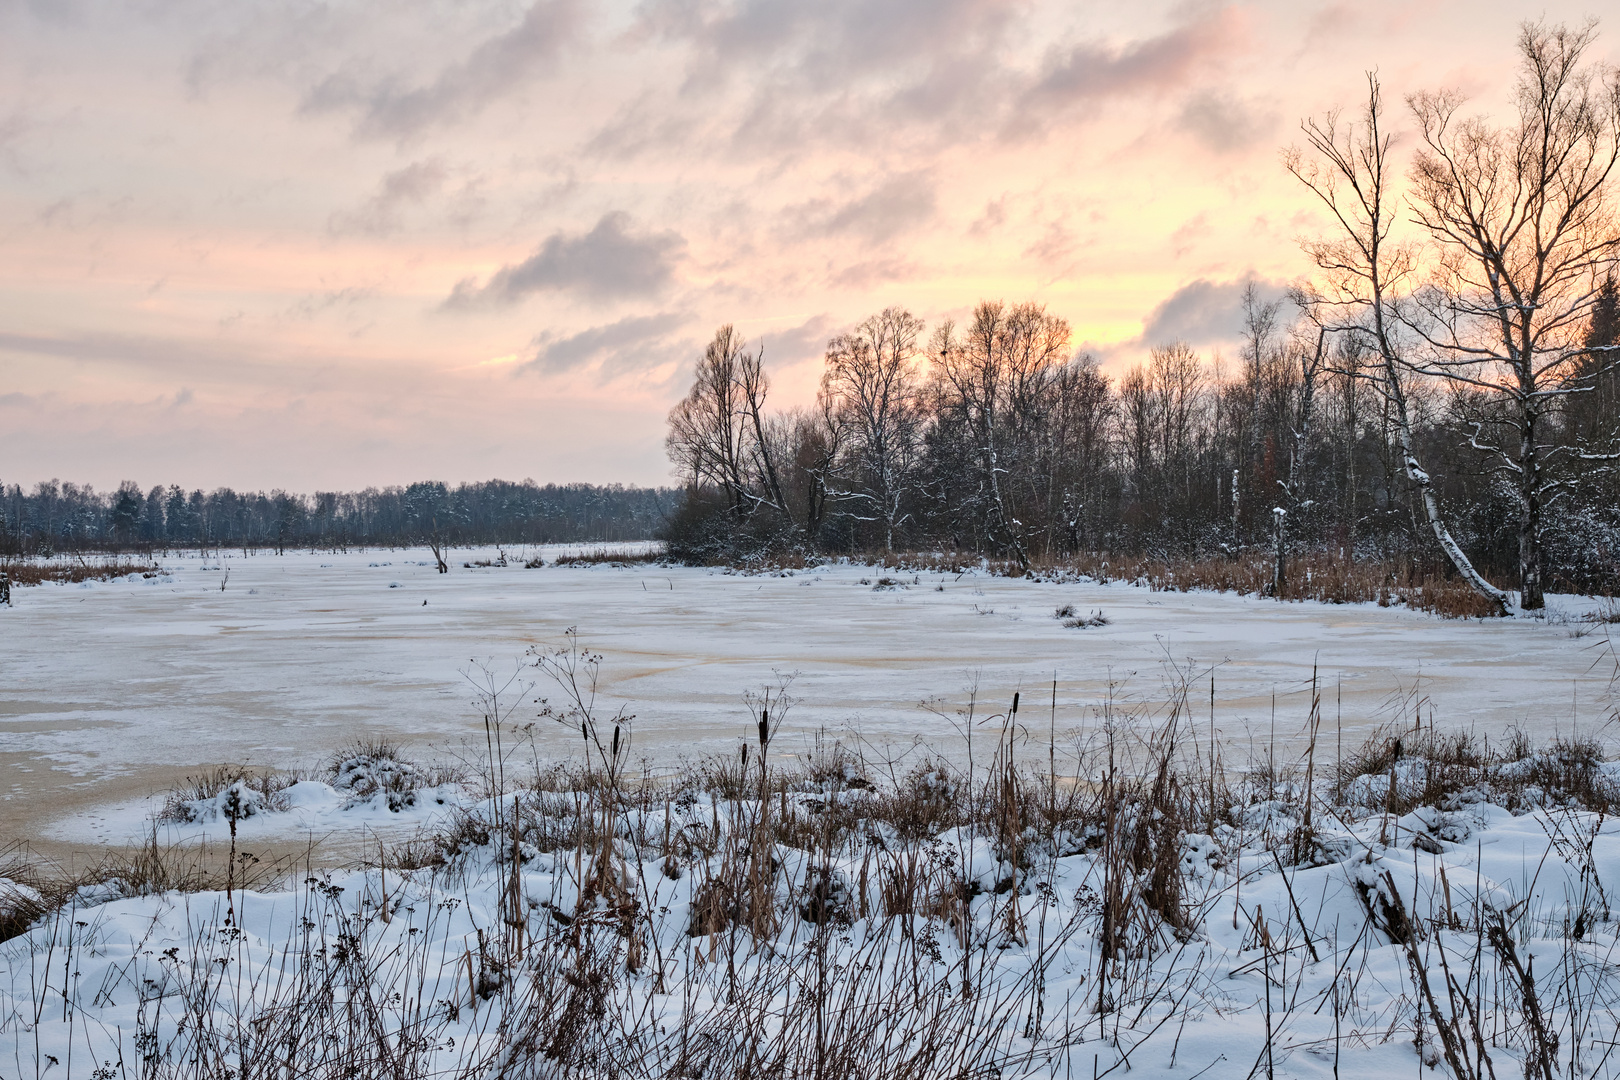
991, 549, 1509, 619
2, 558, 164, 586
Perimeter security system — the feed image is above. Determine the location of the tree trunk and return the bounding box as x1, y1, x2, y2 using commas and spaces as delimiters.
1371, 296, 1509, 615
1384, 367, 1510, 615
1518, 413, 1544, 610
1231, 469, 1240, 548
1272, 507, 1287, 597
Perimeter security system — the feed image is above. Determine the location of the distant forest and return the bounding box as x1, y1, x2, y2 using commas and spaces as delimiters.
0, 479, 674, 554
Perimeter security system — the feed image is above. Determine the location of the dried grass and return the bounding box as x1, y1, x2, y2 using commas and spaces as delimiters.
1, 557, 164, 586
8, 651, 1620, 1079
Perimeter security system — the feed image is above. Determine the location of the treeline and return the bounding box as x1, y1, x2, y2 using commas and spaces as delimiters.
0, 479, 674, 555
664, 24, 1620, 609
661, 287, 1616, 596
663, 279, 1619, 597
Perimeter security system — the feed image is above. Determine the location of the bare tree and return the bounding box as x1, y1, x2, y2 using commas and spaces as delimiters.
1119, 344, 1202, 505
931, 302, 1072, 570
739, 343, 791, 519
1119, 364, 1155, 499
1240, 284, 1284, 444
1044, 355, 1114, 555
779, 401, 845, 542
1151, 342, 1205, 502
1288, 73, 1513, 614
1404, 20, 1620, 609
1280, 316, 1329, 518
667, 326, 753, 515
822, 307, 925, 552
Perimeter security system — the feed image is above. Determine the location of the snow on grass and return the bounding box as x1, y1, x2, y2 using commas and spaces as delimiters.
6, 727, 1620, 1079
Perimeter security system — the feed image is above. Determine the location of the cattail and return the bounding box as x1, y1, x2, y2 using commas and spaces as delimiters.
758, 707, 769, 748
1011, 692, 1019, 715
611, 724, 621, 760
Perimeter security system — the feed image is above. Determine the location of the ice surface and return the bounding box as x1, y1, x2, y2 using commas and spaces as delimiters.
0, 544, 1614, 848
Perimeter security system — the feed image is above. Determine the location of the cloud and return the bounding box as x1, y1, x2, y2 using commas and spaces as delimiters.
828, 258, 918, 290
1174, 90, 1278, 153
0, 109, 30, 170
597, 2, 1246, 163
282, 285, 378, 322
1139, 275, 1294, 348
784, 172, 937, 246
604, 0, 1019, 157
968, 196, 1008, 237
1022, 221, 1075, 265
522, 310, 830, 386
523, 311, 690, 376
1013, 7, 1242, 135
1170, 213, 1210, 257
302, 0, 580, 139
754, 314, 837, 368
638, 0, 1018, 88
329, 159, 449, 235
446, 213, 685, 307
0, 330, 297, 381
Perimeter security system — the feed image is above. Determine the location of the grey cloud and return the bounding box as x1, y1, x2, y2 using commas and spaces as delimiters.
828, 258, 917, 291
1014, 7, 1240, 134
446, 213, 685, 307
605, 0, 1017, 157
37, 197, 75, 225
523, 311, 689, 375
0, 330, 293, 381
583, 94, 700, 159
329, 159, 448, 235
755, 314, 836, 368
827, 173, 936, 241
283, 285, 379, 322
24, 1, 92, 26
1175, 90, 1278, 153
1139, 276, 1294, 348
0, 109, 29, 169
602, 1, 1240, 163
302, 0, 580, 139
640, 0, 1017, 87
786, 172, 937, 246
968, 196, 1008, 237
1022, 222, 1075, 265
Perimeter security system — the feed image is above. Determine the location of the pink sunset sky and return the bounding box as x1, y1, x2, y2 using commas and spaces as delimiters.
1, 0, 1612, 491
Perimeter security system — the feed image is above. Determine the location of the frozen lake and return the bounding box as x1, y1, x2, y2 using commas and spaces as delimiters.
2, 546, 1616, 852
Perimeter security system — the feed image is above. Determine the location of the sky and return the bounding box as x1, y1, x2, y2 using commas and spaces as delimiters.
1, 0, 1612, 492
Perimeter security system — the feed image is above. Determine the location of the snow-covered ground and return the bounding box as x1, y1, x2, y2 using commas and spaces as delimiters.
1, 545, 1615, 851
7, 770, 1620, 1079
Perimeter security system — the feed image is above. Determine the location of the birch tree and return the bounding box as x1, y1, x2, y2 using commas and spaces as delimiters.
1288, 73, 1513, 614
1404, 21, 1620, 609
